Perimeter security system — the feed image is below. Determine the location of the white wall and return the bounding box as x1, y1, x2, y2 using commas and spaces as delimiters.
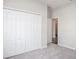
47, 7, 53, 44
47, 7, 53, 18
53, 3, 76, 50
4, 0, 47, 48
47, 18, 53, 43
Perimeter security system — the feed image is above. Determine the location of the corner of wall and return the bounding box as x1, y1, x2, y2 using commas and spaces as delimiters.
58, 43, 76, 50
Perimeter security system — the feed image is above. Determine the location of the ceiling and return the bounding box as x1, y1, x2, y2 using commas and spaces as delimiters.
39, 0, 76, 9
47, 0, 76, 9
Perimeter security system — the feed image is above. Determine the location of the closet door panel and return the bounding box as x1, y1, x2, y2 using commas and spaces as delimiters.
3, 9, 42, 58
14, 12, 26, 54
3, 9, 16, 57
27, 15, 42, 50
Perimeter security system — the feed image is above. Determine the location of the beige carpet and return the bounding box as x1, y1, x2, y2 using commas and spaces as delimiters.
5, 43, 76, 59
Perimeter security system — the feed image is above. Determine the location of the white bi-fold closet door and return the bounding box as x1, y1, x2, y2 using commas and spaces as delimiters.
3, 9, 42, 58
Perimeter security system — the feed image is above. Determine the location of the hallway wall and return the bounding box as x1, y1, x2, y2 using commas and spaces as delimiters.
47, 18, 53, 43
53, 3, 76, 50
47, 7, 53, 44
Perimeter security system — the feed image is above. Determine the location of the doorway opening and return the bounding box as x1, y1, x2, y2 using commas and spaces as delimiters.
52, 18, 58, 44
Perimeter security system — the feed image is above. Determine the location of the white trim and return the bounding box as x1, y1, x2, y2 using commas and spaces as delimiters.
58, 44, 76, 50
3, 7, 40, 15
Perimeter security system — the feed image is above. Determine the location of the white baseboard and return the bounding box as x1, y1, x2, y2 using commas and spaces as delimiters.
58, 44, 76, 50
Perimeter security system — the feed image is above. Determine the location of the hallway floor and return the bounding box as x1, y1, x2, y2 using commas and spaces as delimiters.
5, 43, 76, 59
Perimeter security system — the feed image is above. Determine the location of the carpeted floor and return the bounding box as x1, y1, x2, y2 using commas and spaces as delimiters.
5, 43, 76, 59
